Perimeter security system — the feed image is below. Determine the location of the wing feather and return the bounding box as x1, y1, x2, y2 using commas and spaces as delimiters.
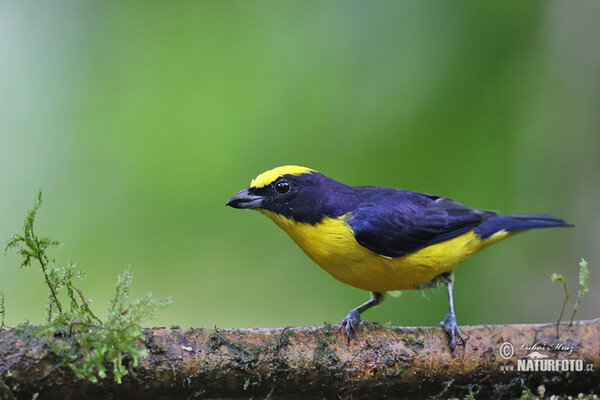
349, 188, 494, 257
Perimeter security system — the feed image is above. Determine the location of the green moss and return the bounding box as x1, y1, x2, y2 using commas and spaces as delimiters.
320, 322, 337, 343
517, 387, 538, 400
3, 191, 172, 384
186, 326, 200, 335
271, 328, 292, 352
551, 259, 591, 336
447, 392, 476, 400
380, 320, 394, 332
402, 333, 424, 350
312, 329, 341, 372
208, 331, 263, 365
571, 258, 590, 324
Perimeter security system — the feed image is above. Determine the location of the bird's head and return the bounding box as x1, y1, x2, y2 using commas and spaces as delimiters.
227, 165, 348, 224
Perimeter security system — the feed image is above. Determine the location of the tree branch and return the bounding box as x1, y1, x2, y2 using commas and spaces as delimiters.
1, 319, 598, 399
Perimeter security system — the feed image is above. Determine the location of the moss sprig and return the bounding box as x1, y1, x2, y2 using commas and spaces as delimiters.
3, 190, 173, 383
5, 191, 63, 320
571, 258, 589, 324
551, 258, 590, 337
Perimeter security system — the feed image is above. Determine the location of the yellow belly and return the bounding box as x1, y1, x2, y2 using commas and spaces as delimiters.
261, 210, 514, 292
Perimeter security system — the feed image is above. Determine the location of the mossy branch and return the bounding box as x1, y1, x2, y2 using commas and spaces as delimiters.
0, 319, 599, 399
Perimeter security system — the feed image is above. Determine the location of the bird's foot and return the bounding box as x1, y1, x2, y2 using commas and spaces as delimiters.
441, 312, 465, 352
340, 309, 361, 344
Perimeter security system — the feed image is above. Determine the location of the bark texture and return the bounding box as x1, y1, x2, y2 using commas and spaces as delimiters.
1, 319, 599, 399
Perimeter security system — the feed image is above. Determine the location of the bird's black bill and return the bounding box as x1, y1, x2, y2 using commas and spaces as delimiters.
226, 188, 263, 209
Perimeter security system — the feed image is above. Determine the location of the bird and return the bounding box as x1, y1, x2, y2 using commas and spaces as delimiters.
226, 165, 573, 351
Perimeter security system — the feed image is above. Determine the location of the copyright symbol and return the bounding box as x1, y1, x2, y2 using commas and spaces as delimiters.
500, 342, 514, 359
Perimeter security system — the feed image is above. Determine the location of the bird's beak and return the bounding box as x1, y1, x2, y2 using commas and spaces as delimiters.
226, 188, 263, 209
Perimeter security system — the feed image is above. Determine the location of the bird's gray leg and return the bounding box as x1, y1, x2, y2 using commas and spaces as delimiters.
441, 277, 465, 352
341, 291, 384, 344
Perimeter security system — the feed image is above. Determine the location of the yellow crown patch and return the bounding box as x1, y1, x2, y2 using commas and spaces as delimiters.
250, 165, 314, 188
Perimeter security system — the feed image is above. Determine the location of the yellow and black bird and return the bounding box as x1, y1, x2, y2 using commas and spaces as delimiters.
226, 166, 573, 350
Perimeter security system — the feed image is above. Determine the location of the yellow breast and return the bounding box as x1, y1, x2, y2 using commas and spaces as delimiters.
260, 210, 514, 292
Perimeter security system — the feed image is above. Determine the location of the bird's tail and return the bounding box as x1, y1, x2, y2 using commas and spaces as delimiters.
474, 213, 574, 239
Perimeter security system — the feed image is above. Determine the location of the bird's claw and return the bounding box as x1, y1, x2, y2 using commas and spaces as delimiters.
340, 309, 361, 344
442, 312, 465, 352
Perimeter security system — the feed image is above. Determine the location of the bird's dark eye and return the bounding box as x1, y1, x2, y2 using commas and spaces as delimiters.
275, 180, 290, 194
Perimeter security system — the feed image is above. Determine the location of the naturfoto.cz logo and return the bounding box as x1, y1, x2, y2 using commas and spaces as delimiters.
499, 341, 593, 373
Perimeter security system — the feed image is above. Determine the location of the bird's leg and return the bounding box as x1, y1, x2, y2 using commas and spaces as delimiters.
441, 276, 465, 352
341, 291, 384, 344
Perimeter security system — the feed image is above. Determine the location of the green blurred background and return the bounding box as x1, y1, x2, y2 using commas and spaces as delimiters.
1, 1, 598, 330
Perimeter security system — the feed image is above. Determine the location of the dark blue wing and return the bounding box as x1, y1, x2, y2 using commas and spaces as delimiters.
349, 188, 495, 257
